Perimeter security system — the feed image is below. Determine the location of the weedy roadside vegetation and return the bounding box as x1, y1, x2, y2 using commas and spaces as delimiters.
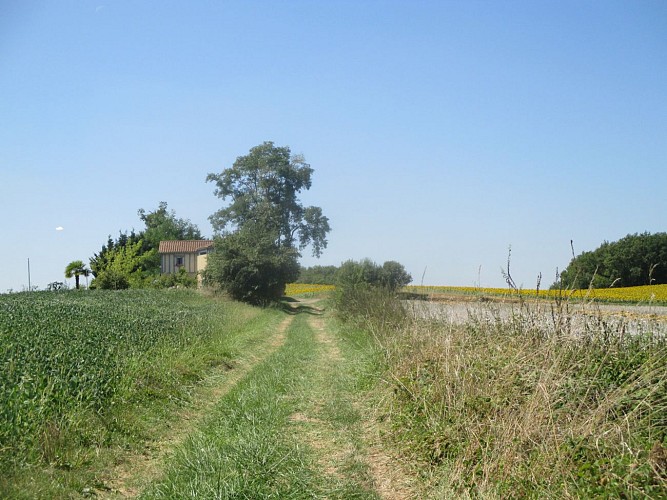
335, 284, 667, 497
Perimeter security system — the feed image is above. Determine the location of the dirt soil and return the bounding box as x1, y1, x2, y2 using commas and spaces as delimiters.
407, 296, 667, 337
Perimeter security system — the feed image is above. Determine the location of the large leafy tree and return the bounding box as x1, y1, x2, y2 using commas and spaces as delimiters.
138, 201, 202, 248
205, 222, 300, 304
205, 142, 330, 303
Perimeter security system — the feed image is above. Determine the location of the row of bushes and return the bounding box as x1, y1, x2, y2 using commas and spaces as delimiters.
297, 260, 412, 288
93, 266, 198, 290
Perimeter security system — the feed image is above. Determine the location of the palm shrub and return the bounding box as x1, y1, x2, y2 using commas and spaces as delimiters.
64, 260, 90, 290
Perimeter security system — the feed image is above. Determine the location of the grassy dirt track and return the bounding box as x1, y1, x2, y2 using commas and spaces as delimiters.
105, 298, 413, 499
99, 315, 294, 498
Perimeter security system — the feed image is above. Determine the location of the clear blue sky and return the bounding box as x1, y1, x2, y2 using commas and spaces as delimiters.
1, 1, 665, 291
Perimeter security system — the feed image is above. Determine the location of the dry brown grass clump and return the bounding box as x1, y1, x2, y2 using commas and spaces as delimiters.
363, 296, 666, 498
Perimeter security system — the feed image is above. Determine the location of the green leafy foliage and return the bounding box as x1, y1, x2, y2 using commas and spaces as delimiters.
205, 142, 330, 304
557, 232, 667, 289
206, 142, 329, 258
335, 259, 412, 292
380, 260, 414, 291
91, 240, 156, 289
90, 202, 202, 288
296, 265, 339, 284
334, 259, 411, 325
138, 201, 202, 247
93, 268, 130, 289
90, 231, 143, 278
148, 266, 198, 289
204, 226, 300, 304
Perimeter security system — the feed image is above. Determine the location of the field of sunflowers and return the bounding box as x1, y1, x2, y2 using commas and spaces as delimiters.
285, 282, 667, 305
285, 283, 335, 296
404, 283, 667, 304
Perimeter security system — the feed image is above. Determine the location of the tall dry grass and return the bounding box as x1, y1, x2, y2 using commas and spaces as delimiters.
338, 288, 667, 497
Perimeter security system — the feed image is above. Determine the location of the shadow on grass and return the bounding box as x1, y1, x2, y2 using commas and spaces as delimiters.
279, 298, 324, 315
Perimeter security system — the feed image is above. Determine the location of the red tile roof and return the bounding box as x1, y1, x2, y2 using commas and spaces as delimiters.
158, 240, 214, 253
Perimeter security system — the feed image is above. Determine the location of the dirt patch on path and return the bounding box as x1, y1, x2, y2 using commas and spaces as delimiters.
361, 419, 419, 500
99, 315, 294, 498
306, 313, 418, 499
309, 315, 342, 362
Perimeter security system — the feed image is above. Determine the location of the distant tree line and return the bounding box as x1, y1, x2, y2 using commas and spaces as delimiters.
335, 259, 412, 291
296, 261, 413, 291
556, 232, 667, 289
296, 265, 339, 284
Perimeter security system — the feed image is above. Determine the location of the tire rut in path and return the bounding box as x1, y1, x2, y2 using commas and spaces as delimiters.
99, 315, 294, 498
305, 314, 418, 500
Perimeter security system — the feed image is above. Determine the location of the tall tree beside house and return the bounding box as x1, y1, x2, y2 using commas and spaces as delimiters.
138, 201, 202, 249
205, 141, 330, 304
64, 260, 90, 290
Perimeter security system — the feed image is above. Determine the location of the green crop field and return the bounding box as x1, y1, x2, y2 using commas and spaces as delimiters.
0, 289, 248, 472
